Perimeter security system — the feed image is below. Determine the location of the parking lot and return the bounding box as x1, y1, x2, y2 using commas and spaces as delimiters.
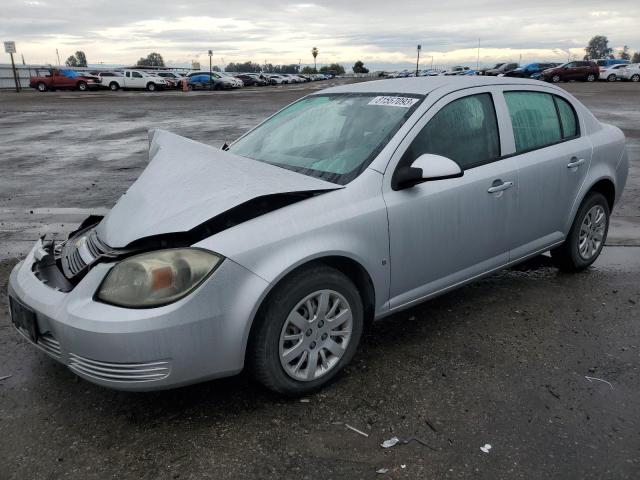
0, 80, 639, 479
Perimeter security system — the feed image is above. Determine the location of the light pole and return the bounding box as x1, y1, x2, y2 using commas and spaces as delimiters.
416, 44, 421, 76
208, 49, 213, 90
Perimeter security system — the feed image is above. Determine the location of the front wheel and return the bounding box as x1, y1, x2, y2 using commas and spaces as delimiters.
109, 82, 119, 91
146, 82, 156, 91
551, 192, 609, 272
249, 266, 363, 396
631, 74, 640, 82
551, 74, 561, 83
607, 74, 617, 82
36, 82, 47, 92
586, 74, 596, 82
77, 81, 88, 91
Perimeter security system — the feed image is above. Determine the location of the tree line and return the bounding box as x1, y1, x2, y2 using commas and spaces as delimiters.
584, 35, 640, 63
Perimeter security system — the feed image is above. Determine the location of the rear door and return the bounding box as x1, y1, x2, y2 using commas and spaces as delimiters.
383, 88, 518, 308
501, 88, 592, 259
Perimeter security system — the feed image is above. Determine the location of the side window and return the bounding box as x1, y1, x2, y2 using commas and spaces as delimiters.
504, 91, 562, 153
125, 71, 130, 78
403, 93, 500, 170
132, 71, 143, 78
554, 96, 578, 139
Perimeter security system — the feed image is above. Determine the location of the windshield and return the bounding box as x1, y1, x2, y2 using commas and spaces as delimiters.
229, 93, 423, 184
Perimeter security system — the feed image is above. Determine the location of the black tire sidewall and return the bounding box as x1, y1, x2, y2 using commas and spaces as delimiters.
565, 192, 610, 269
251, 266, 364, 395
78, 82, 87, 91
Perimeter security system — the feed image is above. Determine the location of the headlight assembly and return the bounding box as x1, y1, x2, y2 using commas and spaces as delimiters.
97, 248, 222, 308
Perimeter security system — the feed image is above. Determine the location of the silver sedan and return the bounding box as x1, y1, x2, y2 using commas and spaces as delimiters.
8, 77, 628, 395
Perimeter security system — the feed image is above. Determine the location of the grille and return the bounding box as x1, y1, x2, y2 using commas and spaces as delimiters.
68, 354, 171, 383
38, 333, 62, 357
60, 229, 111, 278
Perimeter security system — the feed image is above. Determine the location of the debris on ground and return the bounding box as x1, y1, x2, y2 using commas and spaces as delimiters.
299, 398, 310, 403
402, 437, 436, 450
480, 444, 492, 453
424, 418, 438, 433
0, 375, 12, 382
376, 468, 389, 474
345, 424, 369, 437
381, 437, 400, 448
585, 376, 614, 389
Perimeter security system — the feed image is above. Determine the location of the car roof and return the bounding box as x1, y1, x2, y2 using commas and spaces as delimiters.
318, 76, 555, 96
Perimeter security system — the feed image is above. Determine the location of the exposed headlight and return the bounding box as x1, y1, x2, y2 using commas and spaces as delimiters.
97, 248, 222, 308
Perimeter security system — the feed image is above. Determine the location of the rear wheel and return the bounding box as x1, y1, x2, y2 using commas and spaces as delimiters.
109, 82, 119, 91
631, 74, 640, 82
586, 73, 596, 82
77, 81, 88, 91
552, 74, 561, 83
36, 82, 47, 92
146, 82, 156, 91
607, 74, 617, 82
551, 192, 609, 272
249, 266, 363, 396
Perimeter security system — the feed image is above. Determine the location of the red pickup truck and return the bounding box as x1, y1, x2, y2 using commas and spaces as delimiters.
29, 68, 100, 92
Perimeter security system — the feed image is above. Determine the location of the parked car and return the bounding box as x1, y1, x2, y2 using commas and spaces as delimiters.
540, 61, 600, 83
94, 71, 124, 89
419, 69, 442, 76
8, 77, 628, 395
478, 63, 504, 75
595, 58, 630, 70
29, 68, 100, 92
618, 63, 640, 82
154, 71, 186, 88
599, 63, 629, 82
442, 66, 470, 75
503, 63, 560, 78
186, 72, 234, 90
266, 74, 287, 85
219, 72, 244, 88
106, 69, 168, 91
484, 62, 519, 76
235, 73, 268, 86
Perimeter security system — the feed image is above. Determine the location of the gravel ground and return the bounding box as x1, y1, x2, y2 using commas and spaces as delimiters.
0, 80, 639, 479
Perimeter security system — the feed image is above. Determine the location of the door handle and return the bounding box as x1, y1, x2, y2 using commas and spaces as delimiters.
487, 181, 514, 194
567, 157, 585, 168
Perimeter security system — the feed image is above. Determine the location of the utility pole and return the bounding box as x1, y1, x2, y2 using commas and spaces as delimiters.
56, 48, 60, 66
4, 41, 20, 92
208, 49, 213, 90
476, 38, 480, 70
416, 44, 421, 76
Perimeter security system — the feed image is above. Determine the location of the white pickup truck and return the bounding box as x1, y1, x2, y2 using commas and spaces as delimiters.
106, 69, 168, 91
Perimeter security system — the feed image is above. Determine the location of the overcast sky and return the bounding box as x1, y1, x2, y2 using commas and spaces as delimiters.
3, 0, 640, 70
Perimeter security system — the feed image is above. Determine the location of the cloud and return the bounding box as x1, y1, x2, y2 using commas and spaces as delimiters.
2, 0, 639, 68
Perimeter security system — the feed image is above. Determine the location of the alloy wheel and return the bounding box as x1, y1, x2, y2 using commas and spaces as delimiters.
279, 289, 353, 382
578, 205, 606, 260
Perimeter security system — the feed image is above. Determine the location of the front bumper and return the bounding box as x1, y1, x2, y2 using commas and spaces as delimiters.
8, 241, 270, 391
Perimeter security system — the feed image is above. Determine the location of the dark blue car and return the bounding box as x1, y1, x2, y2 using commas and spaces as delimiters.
504, 62, 560, 78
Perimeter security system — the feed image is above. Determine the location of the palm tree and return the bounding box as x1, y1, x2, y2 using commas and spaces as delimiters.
311, 47, 318, 72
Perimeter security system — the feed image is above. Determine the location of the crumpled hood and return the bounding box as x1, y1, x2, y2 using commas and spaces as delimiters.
97, 129, 341, 248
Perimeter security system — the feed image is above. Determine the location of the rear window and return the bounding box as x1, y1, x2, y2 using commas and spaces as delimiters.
505, 92, 561, 153
554, 96, 579, 139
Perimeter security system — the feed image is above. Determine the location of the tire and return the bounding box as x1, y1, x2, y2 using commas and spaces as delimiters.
551, 192, 610, 272
631, 74, 640, 82
249, 265, 364, 396
552, 74, 561, 83
607, 74, 617, 82
586, 74, 596, 82
77, 81, 88, 91
146, 82, 156, 91
36, 82, 47, 92
109, 82, 119, 91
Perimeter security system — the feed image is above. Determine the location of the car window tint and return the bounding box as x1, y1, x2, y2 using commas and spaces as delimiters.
504, 91, 562, 153
404, 93, 500, 169
554, 96, 578, 138
132, 72, 142, 78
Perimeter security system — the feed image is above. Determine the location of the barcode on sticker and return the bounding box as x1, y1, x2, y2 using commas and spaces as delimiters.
368, 96, 419, 108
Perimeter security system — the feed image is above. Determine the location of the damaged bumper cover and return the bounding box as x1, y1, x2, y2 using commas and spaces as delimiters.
8, 239, 270, 391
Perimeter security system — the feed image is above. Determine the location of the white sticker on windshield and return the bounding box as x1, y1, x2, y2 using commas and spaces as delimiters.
368, 96, 419, 108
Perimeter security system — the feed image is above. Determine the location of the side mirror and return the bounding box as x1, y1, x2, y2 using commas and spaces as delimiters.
393, 154, 463, 190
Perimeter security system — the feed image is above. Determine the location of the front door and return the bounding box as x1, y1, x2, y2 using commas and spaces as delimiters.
383, 89, 518, 309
